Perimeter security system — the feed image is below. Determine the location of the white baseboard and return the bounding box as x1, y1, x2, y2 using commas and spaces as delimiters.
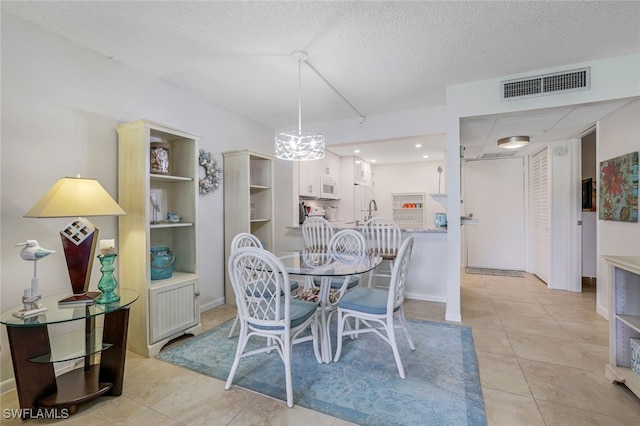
1, 378, 16, 395
200, 296, 226, 312
405, 292, 446, 303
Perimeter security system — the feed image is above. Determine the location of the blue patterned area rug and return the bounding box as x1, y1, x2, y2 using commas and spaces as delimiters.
157, 319, 486, 426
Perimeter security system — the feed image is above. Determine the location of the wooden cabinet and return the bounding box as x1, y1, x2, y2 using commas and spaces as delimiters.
392, 193, 426, 228
117, 119, 202, 357
1, 290, 138, 419
604, 256, 640, 399
223, 150, 274, 301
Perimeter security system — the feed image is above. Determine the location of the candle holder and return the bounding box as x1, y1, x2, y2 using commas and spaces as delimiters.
96, 253, 120, 304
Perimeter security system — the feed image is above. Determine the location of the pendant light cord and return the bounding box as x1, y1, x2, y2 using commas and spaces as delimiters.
304, 59, 366, 125
297, 56, 302, 133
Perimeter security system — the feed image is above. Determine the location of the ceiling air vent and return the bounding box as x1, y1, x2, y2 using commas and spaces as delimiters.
479, 151, 518, 159
501, 67, 590, 101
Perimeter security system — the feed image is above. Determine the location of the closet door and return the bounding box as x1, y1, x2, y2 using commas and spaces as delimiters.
530, 147, 550, 283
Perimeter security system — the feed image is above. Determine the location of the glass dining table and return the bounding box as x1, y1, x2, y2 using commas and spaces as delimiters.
277, 249, 382, 363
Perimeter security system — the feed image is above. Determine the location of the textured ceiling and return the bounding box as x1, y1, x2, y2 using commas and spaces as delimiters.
3, 1, 640, 163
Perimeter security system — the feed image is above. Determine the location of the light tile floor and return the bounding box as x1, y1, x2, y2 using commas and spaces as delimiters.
2, 271, 640, 425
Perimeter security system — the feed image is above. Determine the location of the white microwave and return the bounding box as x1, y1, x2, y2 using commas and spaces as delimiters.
320, 175, 339, 199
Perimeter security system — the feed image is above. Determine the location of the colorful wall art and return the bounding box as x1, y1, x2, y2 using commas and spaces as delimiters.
599, 151, 638, 222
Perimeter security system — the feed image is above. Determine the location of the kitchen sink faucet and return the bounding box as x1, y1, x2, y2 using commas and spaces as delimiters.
365, 199, 378, 221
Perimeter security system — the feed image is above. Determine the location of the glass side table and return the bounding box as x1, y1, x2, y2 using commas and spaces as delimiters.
1, 289, 138, 420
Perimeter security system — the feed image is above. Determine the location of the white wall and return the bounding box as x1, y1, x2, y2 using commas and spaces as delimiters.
3, 13, 639, 385
444, 54, 640, 322
1, 15, 281, 383
548, 139, 573, 290
596, 100, 640, 318
373, 160, 446, 228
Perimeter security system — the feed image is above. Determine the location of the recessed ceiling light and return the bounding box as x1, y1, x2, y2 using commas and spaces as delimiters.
415, 144, 422, 148
354, 149, 360, 153
423, 155, 429, 159
370, 159, 376, 163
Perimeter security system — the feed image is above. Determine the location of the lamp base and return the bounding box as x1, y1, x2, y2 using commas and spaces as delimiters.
60, 218, 98, 296
58, 292, 100, 306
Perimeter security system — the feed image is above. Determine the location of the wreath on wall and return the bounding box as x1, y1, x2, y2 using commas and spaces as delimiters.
198, 149, 222, 194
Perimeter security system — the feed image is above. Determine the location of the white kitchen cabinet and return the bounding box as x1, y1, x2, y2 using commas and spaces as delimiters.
343, 155, 374, 186
604, 256, 640, 399
356, 157, 373, 185
223, 150, 275, 301
323, 150, 342, 179
117, 119, 202, 357
392, 193, 426, 228
299, 159, 320, 197
299, 149, 341, 198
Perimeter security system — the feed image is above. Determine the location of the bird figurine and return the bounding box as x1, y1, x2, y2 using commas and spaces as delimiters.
15, 240, 56, 261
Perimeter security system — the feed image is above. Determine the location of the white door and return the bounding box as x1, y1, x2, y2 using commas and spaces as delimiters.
463, 157, 526, 270
531, 148, 550, 283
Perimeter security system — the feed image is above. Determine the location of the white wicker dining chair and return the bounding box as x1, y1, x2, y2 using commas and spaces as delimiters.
301, 216, 334, 251
327, 229, 365, 293
225, 247, 321, 407
227, 232, 299, 338
301, 216, 335, 289
322, 229, 366, 355
361, 217, 402, 288
333, 236, 415, 378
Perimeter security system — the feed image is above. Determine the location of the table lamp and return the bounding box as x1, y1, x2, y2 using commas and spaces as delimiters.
24, 176, 126, 303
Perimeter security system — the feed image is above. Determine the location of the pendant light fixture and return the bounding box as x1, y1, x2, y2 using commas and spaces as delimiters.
275, 51, 325, 161
498, 135, 530, 149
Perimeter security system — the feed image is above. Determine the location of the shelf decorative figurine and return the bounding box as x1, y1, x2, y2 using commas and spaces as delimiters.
13, 240, 54, 318
96, 239, 120, 304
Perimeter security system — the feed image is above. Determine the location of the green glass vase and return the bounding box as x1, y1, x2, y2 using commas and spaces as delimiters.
96, 253, 120, 304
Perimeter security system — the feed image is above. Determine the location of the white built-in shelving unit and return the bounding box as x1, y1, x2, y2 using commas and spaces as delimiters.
392, 192, 426, 228
604, 255, 640, 399
223, 150, 274, 302
117, 119, 202, 357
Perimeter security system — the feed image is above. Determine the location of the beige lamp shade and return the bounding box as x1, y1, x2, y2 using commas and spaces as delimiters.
24, 176, 125, 299
24, 177, 125, 218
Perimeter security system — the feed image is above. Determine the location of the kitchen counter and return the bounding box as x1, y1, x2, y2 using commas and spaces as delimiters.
283, 224, 447, 302
286, 222, 447, 233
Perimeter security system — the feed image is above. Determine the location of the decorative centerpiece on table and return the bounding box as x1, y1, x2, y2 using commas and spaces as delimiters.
298, 287, 338, 304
